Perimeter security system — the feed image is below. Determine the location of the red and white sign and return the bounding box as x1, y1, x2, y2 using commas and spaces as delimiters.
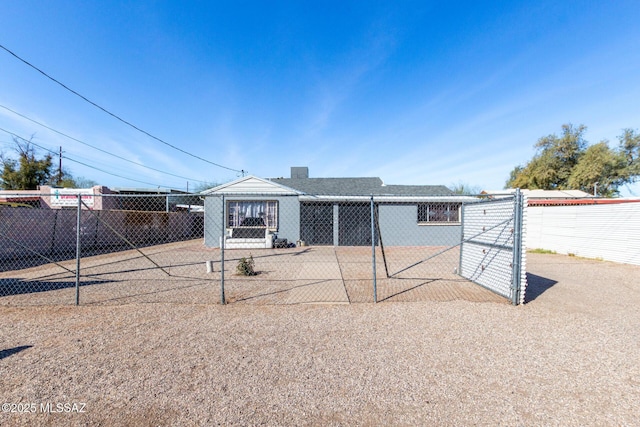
50, 188, 95, 207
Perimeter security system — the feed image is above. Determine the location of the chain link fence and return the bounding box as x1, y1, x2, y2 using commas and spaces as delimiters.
1, 192, 526, 306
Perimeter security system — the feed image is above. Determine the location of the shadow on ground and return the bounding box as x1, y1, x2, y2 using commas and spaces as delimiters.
0, 345, 32, 360
525, 273, 558, 303
0, 278, 114, 297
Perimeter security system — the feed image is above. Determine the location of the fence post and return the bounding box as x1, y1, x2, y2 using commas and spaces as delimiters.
458, 202, 465, 276
75, 194, 81, 305
511, 189, 523, 305
370, 195, 377, 303
220, 194, 226, 305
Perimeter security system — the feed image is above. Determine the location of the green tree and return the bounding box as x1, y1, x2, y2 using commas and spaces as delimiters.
618, 128, 640, 179
56, 168, 79, 188
0, 136, 99, 190
506, 125, 640, 197
72, 176, 99, 188
506, 124, 587, 190
450, 181, 482, 195
0, 137, 53, 190
567, 142, 624, 197
192, 181, 222, 193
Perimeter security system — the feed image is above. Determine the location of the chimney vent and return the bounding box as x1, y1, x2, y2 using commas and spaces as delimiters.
291, 167, 309, 179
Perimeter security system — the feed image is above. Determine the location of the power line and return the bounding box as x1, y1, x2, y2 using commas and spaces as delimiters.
0, 43, 246, 175
0, 127, 180, 188
63, 155, 176, 188
0, 104, 211, 184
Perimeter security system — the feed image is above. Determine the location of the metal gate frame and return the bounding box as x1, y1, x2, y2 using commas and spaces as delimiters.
458, 190, 528, 305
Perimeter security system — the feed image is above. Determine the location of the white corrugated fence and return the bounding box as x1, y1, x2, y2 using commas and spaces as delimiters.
527, 202, 640, 266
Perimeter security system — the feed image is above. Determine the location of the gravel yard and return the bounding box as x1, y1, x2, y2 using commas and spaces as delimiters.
1, 252, 639, 426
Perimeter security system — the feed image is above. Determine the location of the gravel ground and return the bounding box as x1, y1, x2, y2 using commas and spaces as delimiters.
1, 252, 639, 426
1, 244, 500, 306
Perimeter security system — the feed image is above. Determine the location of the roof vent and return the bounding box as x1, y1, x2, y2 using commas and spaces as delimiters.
291, 167, 309, 179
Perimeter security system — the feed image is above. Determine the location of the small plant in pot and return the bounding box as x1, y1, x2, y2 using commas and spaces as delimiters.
236, 255, 257, 276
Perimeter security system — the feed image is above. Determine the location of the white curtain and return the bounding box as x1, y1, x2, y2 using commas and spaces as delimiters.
228, 201, 277, 228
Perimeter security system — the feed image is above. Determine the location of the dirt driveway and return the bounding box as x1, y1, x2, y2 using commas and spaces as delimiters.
1, 252, 639, 426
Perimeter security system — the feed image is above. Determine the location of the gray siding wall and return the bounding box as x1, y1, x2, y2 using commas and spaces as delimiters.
204, 196, 223, 247
277, 196, 301, 244
205, 198, 463, 247
378, 204, 461, 246
204, 195, 300, 247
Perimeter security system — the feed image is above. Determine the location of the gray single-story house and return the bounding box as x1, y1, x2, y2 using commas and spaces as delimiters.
202, 167, 472, 248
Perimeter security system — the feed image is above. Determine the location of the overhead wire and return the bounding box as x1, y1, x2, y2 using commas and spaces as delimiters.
52, 148, 174, 183
62, 156, 176, 188
0, 127, 179, 188
0, 104, 211, 185
0, 43, 246, 175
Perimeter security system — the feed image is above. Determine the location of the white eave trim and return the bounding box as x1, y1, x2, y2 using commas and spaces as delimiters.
201, 175, 302, 195
298, 195, 479, 203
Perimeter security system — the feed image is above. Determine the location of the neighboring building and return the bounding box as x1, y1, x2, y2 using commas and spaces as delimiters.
1, 186, 199, 211
107, 187, 199, 212
482, 188, 593, 200
203, 167, 472, 248
39, 185, 116, 210
0, 190, 42, 207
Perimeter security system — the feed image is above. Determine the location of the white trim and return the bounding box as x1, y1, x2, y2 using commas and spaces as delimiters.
298, 195, 478, 203
201, 175, 301, 195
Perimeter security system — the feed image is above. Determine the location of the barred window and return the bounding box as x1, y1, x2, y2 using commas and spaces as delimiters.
227, 200, 278, 229
417, 203, 460, 223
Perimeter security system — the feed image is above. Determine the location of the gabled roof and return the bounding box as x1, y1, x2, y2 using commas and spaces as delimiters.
270, 177, 454, 196
201, 175, 301, 195
202, 174, 455, 197
269, 177, 382, 195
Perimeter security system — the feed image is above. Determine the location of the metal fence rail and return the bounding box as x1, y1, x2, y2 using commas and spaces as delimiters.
0, 192, 527, 306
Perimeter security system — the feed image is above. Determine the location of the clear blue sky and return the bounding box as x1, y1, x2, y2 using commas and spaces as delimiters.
1, 1, 639, 195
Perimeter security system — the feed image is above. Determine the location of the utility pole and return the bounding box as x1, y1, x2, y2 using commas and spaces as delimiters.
58, 146, 63, 185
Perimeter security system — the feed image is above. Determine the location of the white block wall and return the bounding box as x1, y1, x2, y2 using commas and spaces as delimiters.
527, 202, 640, 266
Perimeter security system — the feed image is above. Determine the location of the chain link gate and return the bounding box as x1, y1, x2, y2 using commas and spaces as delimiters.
371, 191, 527, 305
459, 190, 528, 305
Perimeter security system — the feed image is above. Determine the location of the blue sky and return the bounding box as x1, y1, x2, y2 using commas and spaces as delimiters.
1, 1, 639, 195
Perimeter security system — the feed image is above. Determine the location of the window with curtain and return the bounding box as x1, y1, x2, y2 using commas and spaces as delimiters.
227, 200, 278, 229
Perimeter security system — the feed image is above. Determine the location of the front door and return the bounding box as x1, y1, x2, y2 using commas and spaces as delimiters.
300, 203, 333, 245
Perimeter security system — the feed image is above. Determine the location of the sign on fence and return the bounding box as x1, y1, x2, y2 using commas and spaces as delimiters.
50, 188, 95, 207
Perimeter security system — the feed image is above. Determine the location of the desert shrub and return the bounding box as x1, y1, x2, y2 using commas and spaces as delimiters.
236, 255, 257, 276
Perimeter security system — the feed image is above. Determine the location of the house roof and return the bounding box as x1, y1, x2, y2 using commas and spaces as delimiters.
201, 173, 456, 198
201, 176, 301, 195
270, 177, 454, 196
